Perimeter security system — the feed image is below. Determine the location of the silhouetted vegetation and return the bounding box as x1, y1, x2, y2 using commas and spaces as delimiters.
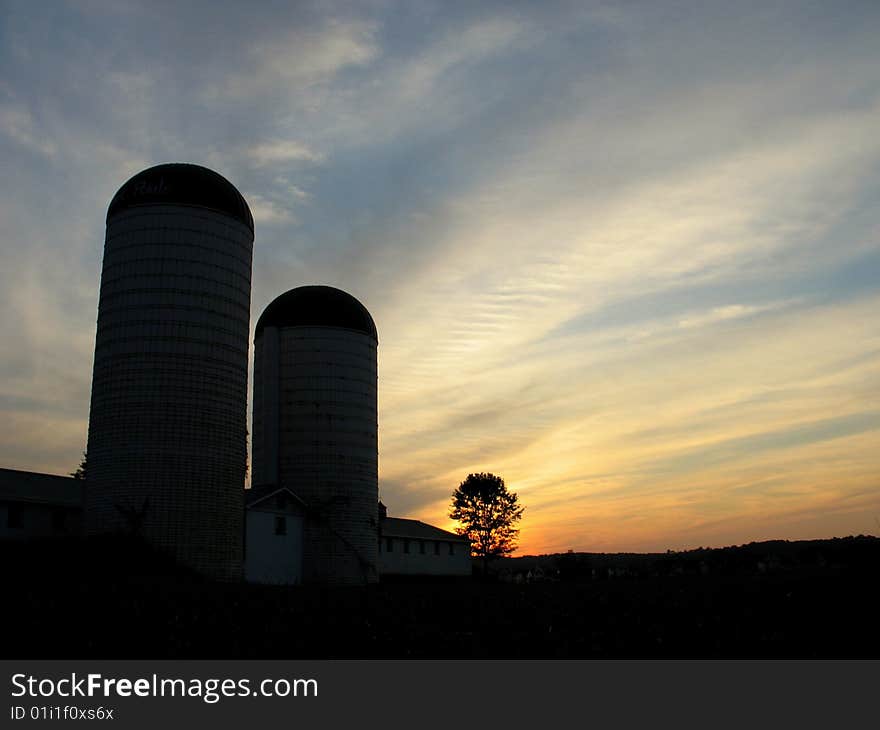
3, 535, 878, 658
70, 451, 88, 480
449, 472, 524, 574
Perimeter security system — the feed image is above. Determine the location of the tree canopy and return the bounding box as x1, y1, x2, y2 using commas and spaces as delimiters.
449, 472, 524, 570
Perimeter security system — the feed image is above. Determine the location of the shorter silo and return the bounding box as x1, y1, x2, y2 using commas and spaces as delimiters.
252, 286, 379, 585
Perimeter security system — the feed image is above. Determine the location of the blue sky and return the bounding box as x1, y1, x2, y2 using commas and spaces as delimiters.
2, 0, 879, 552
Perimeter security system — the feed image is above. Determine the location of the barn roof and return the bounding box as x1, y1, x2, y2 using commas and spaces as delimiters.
380, 517, 468, 542
244, 484, 307, 509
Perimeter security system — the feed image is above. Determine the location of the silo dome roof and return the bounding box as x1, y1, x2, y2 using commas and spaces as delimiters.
256, 286, 378, 341
107, 163, 254, 232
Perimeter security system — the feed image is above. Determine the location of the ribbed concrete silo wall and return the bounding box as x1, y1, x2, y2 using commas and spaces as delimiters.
85, 204, 252, 581
253, 324, 378, 585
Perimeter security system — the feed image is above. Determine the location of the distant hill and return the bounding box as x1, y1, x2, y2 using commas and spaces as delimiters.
3, 533, 879, 658
493, 535, 880, 581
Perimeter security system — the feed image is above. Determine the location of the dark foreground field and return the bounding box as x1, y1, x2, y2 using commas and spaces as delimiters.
3, 536, 878, 658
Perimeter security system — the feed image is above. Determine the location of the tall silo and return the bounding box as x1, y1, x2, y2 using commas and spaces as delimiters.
252, 286, 379, 585
85, 163, 253, 581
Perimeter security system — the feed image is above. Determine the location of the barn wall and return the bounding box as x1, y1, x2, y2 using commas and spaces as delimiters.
244, 508, 303, 585
378, 536, 471, 576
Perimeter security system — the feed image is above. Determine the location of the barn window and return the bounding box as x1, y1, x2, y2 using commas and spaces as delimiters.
386, 537, 393, 552
434, 541, 440, 555
419, 540, 426, 554
403, 539, 410, 554
448, 542, 454, 556
7, 504, 23, 529
274, 516, 287, 536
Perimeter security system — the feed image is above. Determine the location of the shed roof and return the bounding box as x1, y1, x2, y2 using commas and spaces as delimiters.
0, 468, 83, 507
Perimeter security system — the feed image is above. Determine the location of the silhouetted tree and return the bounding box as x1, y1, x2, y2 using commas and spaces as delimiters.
449, 472, 524, 574
71, 451, 88, 480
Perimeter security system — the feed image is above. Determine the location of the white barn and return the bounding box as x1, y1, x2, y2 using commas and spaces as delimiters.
378, 503, 471, 578
0, 469, 473, 584
242, 495, 472, 584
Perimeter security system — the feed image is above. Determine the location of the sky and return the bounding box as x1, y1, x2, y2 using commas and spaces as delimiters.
1, 0, 879, 554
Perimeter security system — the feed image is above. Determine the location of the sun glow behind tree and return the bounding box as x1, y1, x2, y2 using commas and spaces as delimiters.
450, 473, 524, 572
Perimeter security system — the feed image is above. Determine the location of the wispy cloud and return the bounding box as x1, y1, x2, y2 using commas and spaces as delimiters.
1, 1, 879, 552
677, 301, 796, 330
0, 102, 56, 158
204, 17, 381, 101
248, 195, 298, 225
246, 140, 324, 167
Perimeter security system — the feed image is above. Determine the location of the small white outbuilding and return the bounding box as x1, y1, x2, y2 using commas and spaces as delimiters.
244, 485, 305, 585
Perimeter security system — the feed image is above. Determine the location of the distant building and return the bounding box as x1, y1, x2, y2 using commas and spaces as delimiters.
378, 502, 471, 578
0, 468, 82, 540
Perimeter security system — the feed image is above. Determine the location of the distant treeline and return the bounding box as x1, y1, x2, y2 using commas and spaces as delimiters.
2, 534, 879, 659
497, 535, 880, 581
